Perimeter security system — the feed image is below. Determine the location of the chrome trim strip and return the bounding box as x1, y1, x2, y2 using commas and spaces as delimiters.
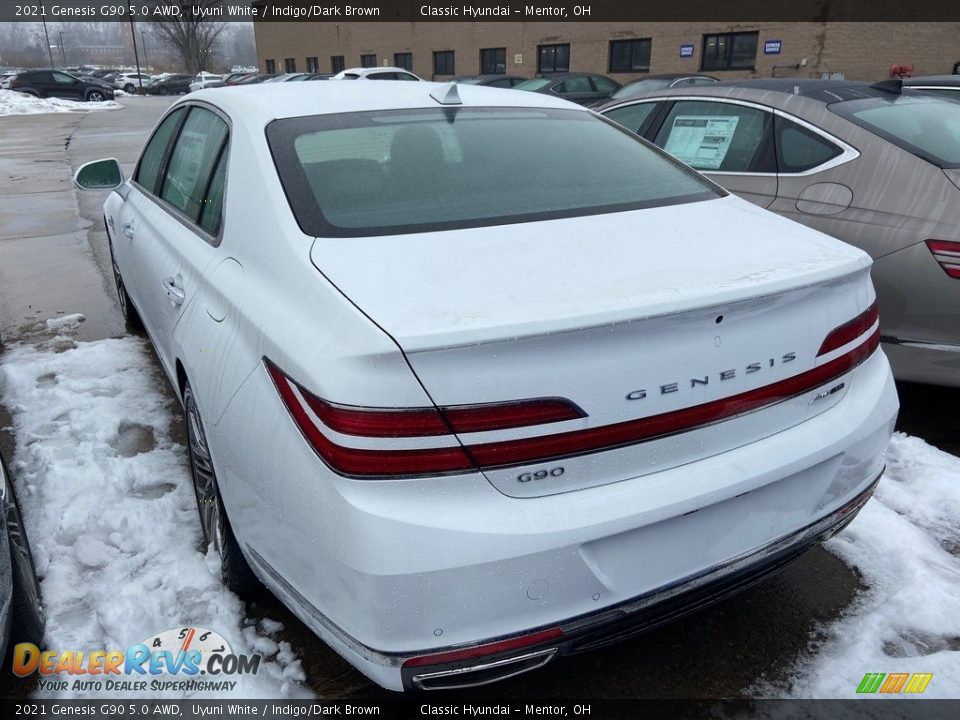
880, 335, 960, 353
411, 648, 559, 691
600, 95, 860, 177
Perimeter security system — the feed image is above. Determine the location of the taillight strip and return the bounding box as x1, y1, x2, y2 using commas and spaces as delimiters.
267, 326, 880, 478
817, 301, 878, 357
267, 363, 475, 476
926, 239, 960, 279
466, 329, 881, 470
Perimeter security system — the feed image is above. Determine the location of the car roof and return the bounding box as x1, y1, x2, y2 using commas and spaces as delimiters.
625, 73, 715, 82
189, 80, 583, 125
902, 75, 960, 87
701, 78, 901, 103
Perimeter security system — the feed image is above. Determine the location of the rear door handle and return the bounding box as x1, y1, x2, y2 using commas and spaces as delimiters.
161, 277, 185, 306
121, 223, 135, 239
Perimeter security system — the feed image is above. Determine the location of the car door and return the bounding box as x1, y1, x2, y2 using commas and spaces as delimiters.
132, 106, 227, 371
648, 98, 779, 207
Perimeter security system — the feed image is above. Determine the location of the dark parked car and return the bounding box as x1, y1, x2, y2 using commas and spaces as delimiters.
145, 74, 193, 95
596, 74, 718, 107
1, 448, 44, 665
901, 75, 960, 98
513, 72, 621, 105
452, 74, 527, 88
8, 70, 114, 102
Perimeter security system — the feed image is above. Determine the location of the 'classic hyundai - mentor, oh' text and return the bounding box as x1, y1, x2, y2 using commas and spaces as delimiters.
74, 81, 898, 691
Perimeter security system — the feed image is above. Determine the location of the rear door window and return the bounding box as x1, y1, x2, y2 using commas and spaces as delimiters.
159, 107, 229, 223
774, 116, 842, 173
653, 100, 776, 173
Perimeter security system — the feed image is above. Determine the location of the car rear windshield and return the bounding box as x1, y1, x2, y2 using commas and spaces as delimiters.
830, 94, 960, 168
267, 107, 719, 237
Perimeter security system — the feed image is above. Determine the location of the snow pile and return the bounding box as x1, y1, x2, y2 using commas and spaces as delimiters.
0, 323, 310, 698
756, 433, 960, 698
0, 89, 121, 116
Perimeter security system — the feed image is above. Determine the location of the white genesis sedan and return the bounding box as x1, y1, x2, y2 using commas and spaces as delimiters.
75, 81, 898, 691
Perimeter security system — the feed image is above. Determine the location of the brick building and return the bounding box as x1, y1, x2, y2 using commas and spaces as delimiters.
253, 21, 960, 82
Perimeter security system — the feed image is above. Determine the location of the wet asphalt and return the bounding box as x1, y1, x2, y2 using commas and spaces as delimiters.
0, 96, 957, 700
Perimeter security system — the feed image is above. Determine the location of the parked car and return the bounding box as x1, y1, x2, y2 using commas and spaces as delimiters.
595, 73, 718, 106
6, 70, 114, 101
600, 79, 960, 387
333, 66, 421, 81
145, 74, 193, 95
1, 449, 45, 665
263, 73, 314, 82
74, 81, 897, 691
901, 74, 960, 98
514, 72, 621, 105
189, 72, 223, 92
113, 72, 152, 93
452, 74, 527, 88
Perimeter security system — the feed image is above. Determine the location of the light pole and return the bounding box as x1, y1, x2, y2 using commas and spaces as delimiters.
58, 31, 67, 67
39, 1, 55, 69
141, 30, 149, 73
128, 17, 144, 93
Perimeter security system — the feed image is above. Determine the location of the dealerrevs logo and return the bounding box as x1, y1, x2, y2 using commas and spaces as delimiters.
12, 627, 261, 693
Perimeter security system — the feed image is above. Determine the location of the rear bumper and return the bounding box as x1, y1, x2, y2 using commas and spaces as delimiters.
224, 348, 898, 692
400, 471, 879, 691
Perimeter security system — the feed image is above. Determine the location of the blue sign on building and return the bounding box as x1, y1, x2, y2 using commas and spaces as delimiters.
680, 44, 695, 57
764, 40, 782, 55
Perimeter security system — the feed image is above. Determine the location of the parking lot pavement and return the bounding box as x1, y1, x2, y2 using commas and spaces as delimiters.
0, 96, 957, 700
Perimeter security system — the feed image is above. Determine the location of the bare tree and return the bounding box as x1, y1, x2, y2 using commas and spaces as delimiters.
150, 0, 226, 74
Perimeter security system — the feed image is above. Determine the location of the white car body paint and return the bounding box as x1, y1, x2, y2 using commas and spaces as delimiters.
96, 81, 898, 691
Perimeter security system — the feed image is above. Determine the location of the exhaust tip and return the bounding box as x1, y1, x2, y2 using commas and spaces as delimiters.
411, 648, 559, 691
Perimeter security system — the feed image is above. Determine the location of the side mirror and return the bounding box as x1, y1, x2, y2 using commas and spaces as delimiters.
74, 158, 123, 190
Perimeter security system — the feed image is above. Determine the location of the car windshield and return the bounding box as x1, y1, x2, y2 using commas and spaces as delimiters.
267, 107, 719, 237
513, 78, 552, 91
453, 77, 484, 85
611, 78, 673, 100
831, 94, 960, 168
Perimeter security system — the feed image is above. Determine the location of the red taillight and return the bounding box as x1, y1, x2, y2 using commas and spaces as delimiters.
817, 301, 879, 357
297, 388, 583, 438
265, 359, 583, 477
402, 627, 563, 669
926, 239, 960, 279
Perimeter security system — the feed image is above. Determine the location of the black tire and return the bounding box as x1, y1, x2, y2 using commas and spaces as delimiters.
184, 383, 260, 595
107, 227, 143, 331
86, 90, 105, 102
3, 461, 44, 648
123, 84, 135, 94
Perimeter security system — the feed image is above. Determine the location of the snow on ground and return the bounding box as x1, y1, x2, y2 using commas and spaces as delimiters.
0, 319, 310, 698
0, 89, 122, 116
755, 433, 960, 698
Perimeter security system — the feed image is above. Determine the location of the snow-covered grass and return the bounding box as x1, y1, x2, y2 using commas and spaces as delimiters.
0, 89, 121, 116
755, 433, 960, 698
0, 320, 309, 698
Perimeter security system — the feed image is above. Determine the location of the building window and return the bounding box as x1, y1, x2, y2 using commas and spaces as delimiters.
609, 39, 652, 73
701, 32, 759, 71
331, 56, 345, 73
394, 52, 413, 71
480, 47, 506, 75
265, 59, 276, 74
284, 58, 296, 73
360, 54, 377, 68
537, 44, 570, 74
306, 57, 319, 73
433, 50, 455, 76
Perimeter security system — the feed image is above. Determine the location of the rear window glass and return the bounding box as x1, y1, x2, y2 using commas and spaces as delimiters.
267, 107, 719, 237
831, 95, 960, 168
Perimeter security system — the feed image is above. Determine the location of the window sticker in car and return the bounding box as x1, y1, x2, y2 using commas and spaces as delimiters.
663, 115, 740, 170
